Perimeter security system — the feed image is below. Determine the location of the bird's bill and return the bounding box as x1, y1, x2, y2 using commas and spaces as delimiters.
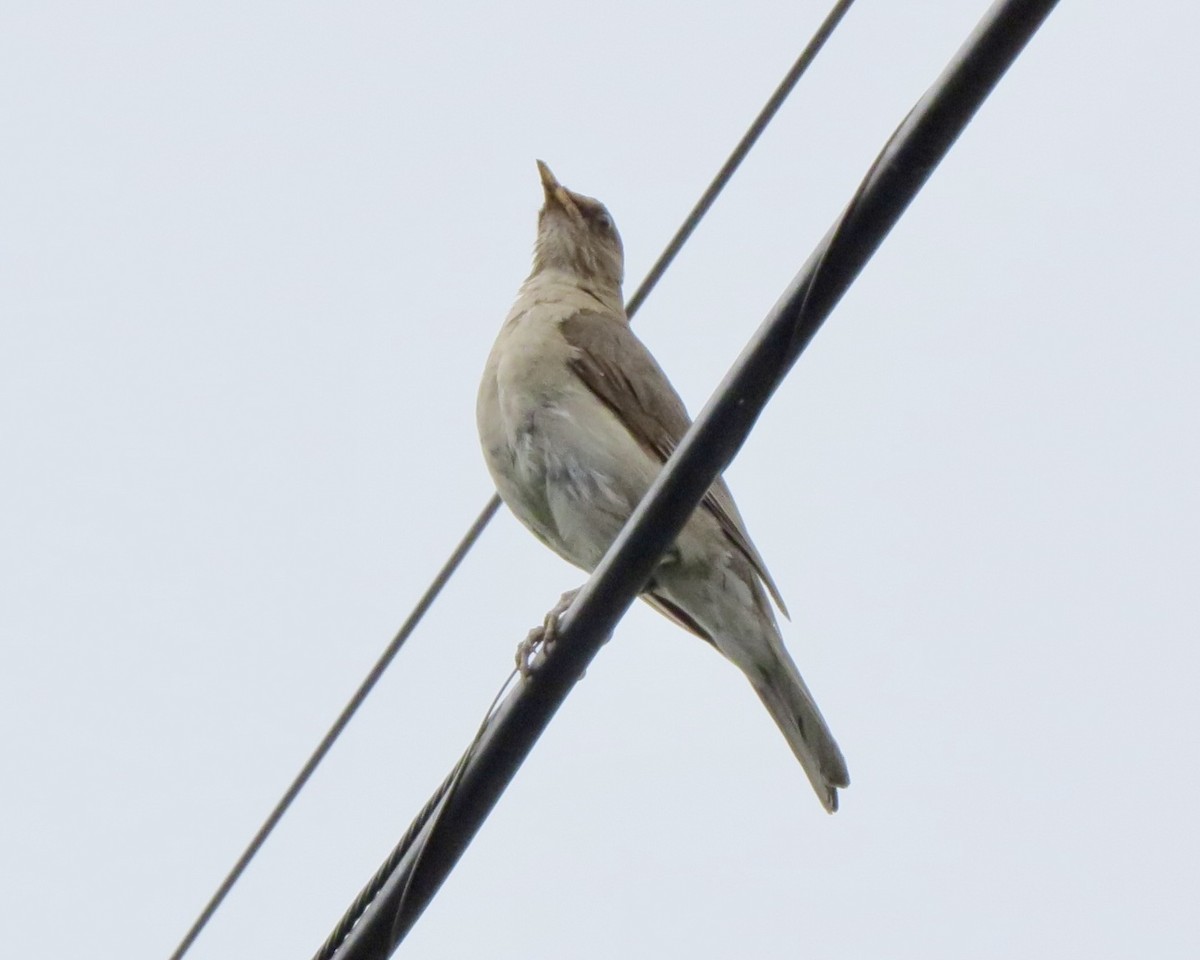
536, 159, 582, 221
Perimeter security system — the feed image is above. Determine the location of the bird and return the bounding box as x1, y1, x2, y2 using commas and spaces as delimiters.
476, 161, 849, 812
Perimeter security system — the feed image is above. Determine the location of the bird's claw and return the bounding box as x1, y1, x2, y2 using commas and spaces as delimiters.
515, 588, 579, 677
515, 626, 545, 678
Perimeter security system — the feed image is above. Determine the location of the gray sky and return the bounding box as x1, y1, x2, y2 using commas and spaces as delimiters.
3, 2, 1198, 958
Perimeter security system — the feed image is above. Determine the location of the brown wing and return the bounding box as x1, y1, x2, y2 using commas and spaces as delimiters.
559, 310, 789, 617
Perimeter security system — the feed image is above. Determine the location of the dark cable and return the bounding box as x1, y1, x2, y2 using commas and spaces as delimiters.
316, 1, 1062, 957
313, 673, 518, 960
166, 5, 856, 957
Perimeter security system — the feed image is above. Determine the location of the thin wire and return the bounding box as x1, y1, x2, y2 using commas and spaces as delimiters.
167, 4, 857, 957
165, 498, 500, 960
624, 0, 857, 319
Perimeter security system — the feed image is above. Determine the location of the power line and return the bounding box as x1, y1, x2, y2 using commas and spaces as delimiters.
165, 500, 499, 960
623, 0, 857, 319
165, 4, 857, 958
315, 1, 1062, 957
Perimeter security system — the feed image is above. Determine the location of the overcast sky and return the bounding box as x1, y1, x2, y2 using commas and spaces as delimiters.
3, 2, 1198, 958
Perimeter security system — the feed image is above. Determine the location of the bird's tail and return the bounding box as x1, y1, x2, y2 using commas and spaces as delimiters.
749, 649, 850, 813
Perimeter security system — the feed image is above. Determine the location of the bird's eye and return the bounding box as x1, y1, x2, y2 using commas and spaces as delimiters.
593, 212, 612, 232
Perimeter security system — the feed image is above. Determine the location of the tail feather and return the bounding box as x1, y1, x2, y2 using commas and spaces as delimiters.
647, 559, 848, 812
750, 656, 849, 814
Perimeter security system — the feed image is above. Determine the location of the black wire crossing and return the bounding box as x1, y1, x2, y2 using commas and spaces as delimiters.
316, 1, 1062, 958
165, 4, 858, 958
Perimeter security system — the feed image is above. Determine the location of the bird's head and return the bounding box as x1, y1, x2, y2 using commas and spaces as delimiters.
531, 160, 624, 294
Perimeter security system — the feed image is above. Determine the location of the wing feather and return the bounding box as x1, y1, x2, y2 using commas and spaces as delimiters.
559, 310, 789, 616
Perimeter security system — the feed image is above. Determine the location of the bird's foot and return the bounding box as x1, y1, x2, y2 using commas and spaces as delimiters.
515, 588, 580, 677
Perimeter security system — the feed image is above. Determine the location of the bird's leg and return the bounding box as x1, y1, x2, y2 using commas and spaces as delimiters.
515, 587, 580, 677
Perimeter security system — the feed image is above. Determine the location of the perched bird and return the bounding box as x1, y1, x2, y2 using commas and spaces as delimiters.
476, 161, 849, 812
